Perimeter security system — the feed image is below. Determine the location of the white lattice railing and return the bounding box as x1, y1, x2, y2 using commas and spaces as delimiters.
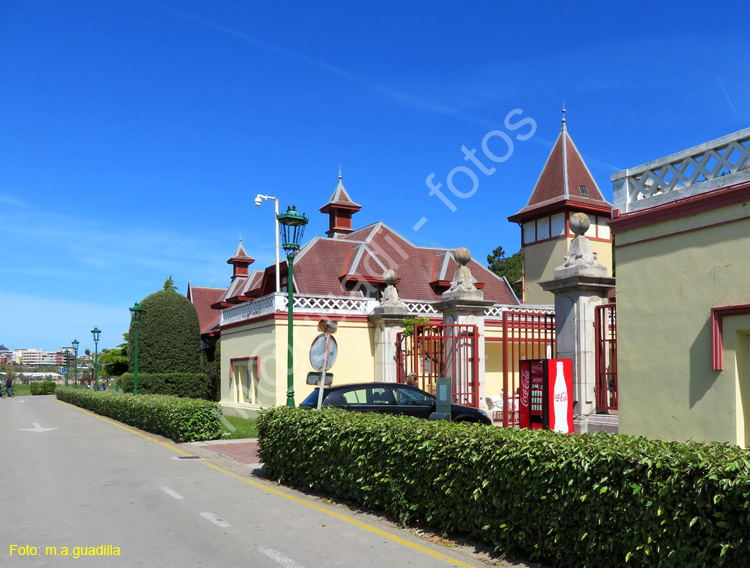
221, 294, 284, 326
291, 295, 378, 315
612, 127, 750, 214
220, 292, 546, 326
484, 304, 555, 318
402, 300, 439, 315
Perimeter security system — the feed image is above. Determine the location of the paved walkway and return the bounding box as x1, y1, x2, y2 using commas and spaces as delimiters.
191, 438, 261, 467
189, 436, 546, 568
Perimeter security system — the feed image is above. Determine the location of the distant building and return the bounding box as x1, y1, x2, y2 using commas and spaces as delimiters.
0, 345, 11, 365
10, 347, 75, 367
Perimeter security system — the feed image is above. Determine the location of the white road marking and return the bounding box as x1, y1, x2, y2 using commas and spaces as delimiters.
19, 422, 57, 433
200, 512, 231, 528
161, 487, 184, 500
257, 546, 306, 568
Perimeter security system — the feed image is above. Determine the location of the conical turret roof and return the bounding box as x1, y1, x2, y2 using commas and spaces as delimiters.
509, 111, 610, 222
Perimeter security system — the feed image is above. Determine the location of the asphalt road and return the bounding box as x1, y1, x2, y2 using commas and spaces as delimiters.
0, 395, 533, 568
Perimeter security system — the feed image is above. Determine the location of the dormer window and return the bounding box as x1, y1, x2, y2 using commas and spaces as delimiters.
579, 185, 589, 197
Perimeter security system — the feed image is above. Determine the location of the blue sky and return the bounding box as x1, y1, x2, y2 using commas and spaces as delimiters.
2, 0, 748, 352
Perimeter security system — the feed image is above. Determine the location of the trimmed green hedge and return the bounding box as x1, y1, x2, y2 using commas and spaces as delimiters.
30, 381, 57, 395
257, 407, 750, 568
57, 388, 222, 443
116, 372, 210, 399
128, 288, 201, 374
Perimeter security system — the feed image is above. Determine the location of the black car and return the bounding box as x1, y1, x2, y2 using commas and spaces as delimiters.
300, 382, 492, 425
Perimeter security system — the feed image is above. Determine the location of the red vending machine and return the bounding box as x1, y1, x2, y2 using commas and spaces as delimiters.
519, 359, 573, 433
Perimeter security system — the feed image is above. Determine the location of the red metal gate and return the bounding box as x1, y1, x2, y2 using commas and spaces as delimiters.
502, 310, 556, 427
396, 322, 479, 407
595, 303, 618, 411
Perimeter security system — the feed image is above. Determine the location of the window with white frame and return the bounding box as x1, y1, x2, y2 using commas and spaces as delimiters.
231, 358, 260, 405
536, 216, 550, 240
551, 213, 566, 237
523, 221, 536, 244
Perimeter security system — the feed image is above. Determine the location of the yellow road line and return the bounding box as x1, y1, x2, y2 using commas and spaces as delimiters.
58, 399, 478, 567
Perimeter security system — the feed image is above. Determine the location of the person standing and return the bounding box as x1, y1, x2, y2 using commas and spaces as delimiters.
4, 376, 12, 398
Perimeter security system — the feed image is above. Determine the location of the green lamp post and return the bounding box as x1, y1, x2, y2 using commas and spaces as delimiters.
129, 302, 145, 395
72, 339, 79, 388
91, 327, 101, 390
276, 204, 309, 407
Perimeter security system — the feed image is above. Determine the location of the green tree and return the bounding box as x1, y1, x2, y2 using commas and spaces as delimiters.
487, 246, 523, 298
163, 275, 178, 291
98, 334, 129, 377
127, 285, 201, 374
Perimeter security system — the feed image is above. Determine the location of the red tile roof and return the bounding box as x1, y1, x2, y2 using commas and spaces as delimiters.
319, 170, 362, 213
256, 222, 518, 304
187, 283, 224, 334
509, 123, 611, 222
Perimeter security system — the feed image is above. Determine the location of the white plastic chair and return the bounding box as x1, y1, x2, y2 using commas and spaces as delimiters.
485, 396, 503, 422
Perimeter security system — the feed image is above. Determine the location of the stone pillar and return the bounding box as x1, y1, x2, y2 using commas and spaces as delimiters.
432, 248, 494, 406
369, 269, 409, 383
540, 213, 615, 431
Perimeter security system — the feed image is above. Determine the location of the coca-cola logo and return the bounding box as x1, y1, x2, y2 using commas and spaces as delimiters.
531, 362, 543, 373
554, 392, 568, 403
520, 368, 530, 408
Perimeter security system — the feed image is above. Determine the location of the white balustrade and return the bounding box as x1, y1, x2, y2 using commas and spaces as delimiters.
402, 300, 439, 315
485, 304, 554, 318
220, 292, 551, 327
613, 127, 750, 214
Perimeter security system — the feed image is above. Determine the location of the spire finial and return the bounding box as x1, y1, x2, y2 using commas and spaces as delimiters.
338, 164, 342, 181
561, 103, 567, 132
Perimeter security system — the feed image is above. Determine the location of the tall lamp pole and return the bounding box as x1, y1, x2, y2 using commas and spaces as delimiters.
129, 302, 145, 395
91, 327, 101, 390
277, 204, 309, 407
255, 194, 281, 293
72, 339, 79, 389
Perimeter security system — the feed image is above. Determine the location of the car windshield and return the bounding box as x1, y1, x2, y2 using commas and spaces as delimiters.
300, 390, 320, 408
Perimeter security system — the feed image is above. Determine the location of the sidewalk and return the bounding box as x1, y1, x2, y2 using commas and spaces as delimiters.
190, 438, 262, 468
190, 437, 545, 568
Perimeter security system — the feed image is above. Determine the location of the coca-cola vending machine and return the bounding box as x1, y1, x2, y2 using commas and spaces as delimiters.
519, 359, 573, 433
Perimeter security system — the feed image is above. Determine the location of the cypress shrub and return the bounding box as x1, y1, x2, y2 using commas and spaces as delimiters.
127, 284, 204, 398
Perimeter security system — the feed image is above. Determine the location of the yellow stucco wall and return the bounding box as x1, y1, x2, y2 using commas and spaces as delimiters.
220, 315, 376, 417
615, 204, 750, 445
523, 237, 613, 304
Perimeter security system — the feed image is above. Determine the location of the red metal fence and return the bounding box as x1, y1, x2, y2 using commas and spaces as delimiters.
396, 323, 479, 407
501, 310, 556, 427
595, 303, 618, 411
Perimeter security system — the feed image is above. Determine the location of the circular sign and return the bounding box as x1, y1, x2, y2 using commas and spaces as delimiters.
309, 334, 338, 372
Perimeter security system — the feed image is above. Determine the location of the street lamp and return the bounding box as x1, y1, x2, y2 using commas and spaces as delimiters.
91, 327, 101, 390
255, 194, 281, 293
129, 302, 145, 395
72, 339, 79, 389
276, 204, 309, 407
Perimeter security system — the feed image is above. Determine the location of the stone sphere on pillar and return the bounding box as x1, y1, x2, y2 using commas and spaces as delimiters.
569, 212, 590, 236
454, 247, 472, 266
383, 269, 398, 285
